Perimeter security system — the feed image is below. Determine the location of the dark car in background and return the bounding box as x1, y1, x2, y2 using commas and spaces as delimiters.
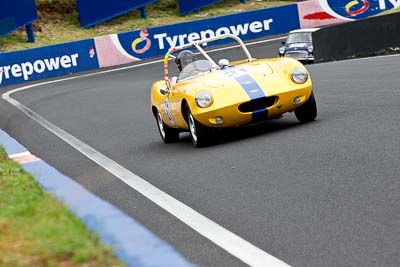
279, 28, 319, 64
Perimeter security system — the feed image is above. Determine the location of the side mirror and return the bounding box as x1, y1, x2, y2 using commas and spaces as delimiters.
160, 77, 175, 95
281, 41, 286, 45
218, 59, 230, 69
160, 87, 168, 95
160, 86, 168, 95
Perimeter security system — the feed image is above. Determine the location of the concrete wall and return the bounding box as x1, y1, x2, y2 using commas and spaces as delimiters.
313, 12, 400, 63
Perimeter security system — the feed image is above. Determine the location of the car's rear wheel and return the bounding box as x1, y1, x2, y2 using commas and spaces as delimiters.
294, 91, 317, 122
187, 110, 210, 148
156, 110, 179, 143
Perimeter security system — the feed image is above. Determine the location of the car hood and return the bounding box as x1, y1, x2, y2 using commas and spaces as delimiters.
200, 62, 273, 86
284, 42, 311, 52
176, 62, 275, 99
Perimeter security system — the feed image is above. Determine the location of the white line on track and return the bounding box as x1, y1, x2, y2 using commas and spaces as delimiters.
2, 37, 290, 267
3, 37, 400, 267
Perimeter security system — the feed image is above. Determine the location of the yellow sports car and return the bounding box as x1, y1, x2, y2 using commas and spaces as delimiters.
151, 34, 317, 147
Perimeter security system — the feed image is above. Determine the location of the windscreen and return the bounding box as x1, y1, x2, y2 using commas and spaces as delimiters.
177, 60, 216, 81
169, 36, 252, 83
286, 32, 312, 44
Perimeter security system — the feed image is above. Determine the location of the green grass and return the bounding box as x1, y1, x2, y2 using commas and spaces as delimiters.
0, 0, 295, 52
0, 146, 124, 267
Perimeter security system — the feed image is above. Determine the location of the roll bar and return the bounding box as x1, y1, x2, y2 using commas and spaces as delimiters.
163, 34, 253, 88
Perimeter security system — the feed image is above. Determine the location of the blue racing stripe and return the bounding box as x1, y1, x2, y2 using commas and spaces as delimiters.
223, 66, 268, 122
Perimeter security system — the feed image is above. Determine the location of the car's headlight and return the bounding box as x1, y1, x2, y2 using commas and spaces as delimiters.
291, 67, 308, 84
195, 91, 213, 108
307, 46, 313, 53
279, 47, 285, 54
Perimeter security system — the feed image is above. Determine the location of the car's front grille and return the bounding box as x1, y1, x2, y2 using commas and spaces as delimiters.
285, 51, 308, 58
239, 96, 277, 113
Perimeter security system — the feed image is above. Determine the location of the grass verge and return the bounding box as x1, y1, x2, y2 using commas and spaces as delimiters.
0, 146, 124, 267
0, 0, 295, 52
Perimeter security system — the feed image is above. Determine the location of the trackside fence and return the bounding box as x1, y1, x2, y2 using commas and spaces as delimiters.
1, 0, 399, 88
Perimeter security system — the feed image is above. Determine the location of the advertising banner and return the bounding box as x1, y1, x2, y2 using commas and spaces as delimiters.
317, 0, 400, 20
0, 40, 99, 87
76, 0, 158, 28
4, 0, 399, 88
298, 0, 400, 28
95, 4, 300, 68
0, 0, 38, 37
178, 0, 221, 15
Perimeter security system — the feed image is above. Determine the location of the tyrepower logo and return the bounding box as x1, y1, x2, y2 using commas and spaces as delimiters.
153, 18, 274, 49
318, 0, 400, 20
0, 53, 79, 85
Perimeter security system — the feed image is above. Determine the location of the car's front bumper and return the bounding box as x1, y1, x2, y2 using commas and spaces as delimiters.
193, 86, 313, 128
284, 51, 314, 62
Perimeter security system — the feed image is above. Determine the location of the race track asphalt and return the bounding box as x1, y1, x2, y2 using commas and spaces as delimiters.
1, 39, 400, 267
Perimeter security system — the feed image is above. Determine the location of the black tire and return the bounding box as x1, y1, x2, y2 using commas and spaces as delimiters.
156, 110, 179, 143
294, 91, 317, 123
187, 109, 210, 148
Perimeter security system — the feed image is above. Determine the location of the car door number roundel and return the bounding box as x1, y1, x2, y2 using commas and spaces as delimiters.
222, 68, 247, 78
164, 98, 175, 125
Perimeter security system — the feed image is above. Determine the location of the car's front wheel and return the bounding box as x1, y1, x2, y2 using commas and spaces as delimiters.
294, 91, 317, 122
187, 110, 210, 148
156, 110, 179, 143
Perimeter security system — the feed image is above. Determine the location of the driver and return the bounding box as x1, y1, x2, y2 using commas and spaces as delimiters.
169, 50, 196, 87
175, 50, 195, 72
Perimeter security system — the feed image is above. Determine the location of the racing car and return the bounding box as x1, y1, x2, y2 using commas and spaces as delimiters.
278, 28, 319, 63
151, 34, 317, 147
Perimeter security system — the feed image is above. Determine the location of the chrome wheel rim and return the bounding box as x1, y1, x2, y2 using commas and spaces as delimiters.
188, 114, 197, 143
157, 112, 166, 139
